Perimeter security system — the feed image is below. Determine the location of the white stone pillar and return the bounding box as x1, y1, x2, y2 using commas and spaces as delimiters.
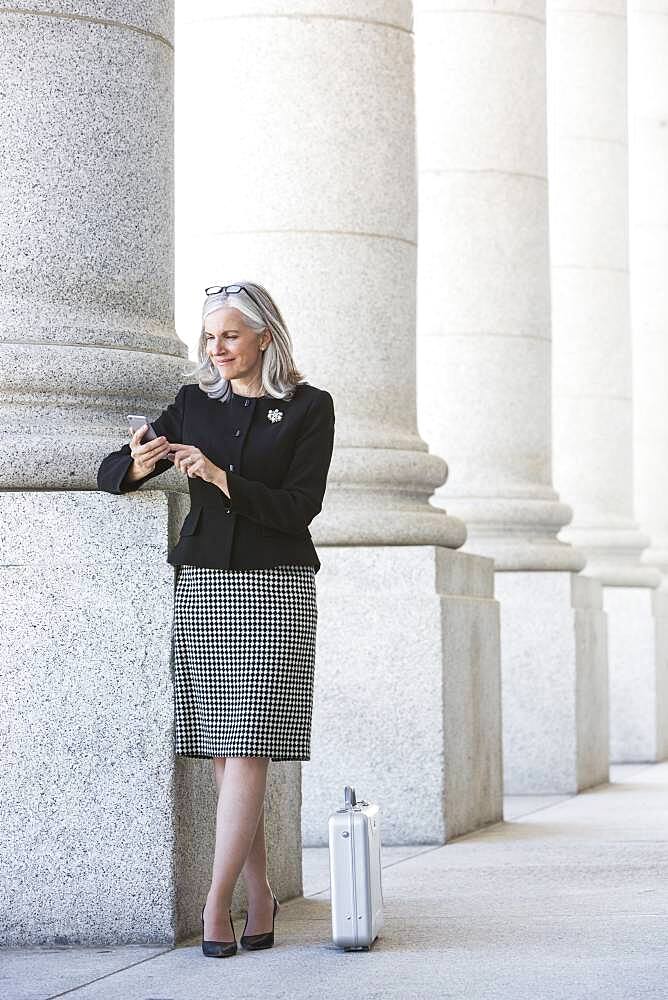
629, 2, 668, 586
414, 0, 609, 793
627, 0, 668, 757
0, 4, 186, 478
546, 0, 668, 762
176, 1, 504, 844
0, 1, 242, 947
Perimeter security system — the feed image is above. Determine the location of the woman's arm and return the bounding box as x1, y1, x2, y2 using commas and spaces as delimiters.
213, 390, 335, 534
96, 384, 186, 494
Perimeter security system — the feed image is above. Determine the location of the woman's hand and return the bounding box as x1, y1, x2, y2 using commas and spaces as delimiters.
129, 425, 174, 477
172, 444, 223, 485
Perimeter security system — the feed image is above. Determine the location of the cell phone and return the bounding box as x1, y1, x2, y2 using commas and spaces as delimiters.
127, 414, 176, 461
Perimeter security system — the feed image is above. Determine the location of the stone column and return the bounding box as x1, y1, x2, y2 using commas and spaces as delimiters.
0, 4, 185, 480
627, 0, 668, 756
546, 0, 668, 762
0, 1, 223, 946
414, 0, 609, 793
176, 1, 504, 845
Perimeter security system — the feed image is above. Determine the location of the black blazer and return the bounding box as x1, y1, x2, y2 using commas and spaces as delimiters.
96, 381, 335, 573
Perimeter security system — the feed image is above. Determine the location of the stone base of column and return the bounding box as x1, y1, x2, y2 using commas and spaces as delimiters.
494, 571, 609, 794
0, 492, 303, 946
605, 586, 668, 763
301, 546, 502, 846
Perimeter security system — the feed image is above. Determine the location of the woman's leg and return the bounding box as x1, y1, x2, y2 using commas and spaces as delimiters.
212, 756, 226, 794
203, 756, 272, 940
209, 757, 275, 936
240, 801, 276, 933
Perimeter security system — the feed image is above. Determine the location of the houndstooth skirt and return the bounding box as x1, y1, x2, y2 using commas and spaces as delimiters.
171, 563, 318, 762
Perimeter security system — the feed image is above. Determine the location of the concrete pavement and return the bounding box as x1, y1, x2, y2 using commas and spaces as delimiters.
3, 762, 667, 999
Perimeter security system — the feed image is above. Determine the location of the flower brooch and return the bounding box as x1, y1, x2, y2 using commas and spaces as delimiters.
267, 408, 283, 423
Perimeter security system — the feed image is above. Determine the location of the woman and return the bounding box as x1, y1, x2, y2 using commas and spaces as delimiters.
96, 281, 335, 958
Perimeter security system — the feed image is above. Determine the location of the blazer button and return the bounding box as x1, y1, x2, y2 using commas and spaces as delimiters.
234, 429, 241, 437
225, 508, 231, 515
229, 463, 234, 471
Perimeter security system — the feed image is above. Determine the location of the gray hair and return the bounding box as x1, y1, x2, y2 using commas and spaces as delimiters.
183, 280, 306, 402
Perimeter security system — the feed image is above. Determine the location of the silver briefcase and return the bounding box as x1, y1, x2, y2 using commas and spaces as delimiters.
328, 785, 384, 950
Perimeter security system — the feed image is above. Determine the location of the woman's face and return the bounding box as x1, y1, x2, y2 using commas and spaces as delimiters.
204, 306, 269, 382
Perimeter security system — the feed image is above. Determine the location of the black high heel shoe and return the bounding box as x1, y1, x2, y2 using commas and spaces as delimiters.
240, 893, 280, 950
201, 903, 237, 958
